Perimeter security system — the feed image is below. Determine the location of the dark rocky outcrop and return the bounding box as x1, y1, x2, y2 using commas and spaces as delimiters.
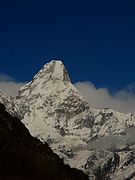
0, 103, 88, 180
84, 149, 120, 180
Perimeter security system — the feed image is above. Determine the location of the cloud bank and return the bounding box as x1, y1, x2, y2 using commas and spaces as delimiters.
75, 82, 135, 114
0, 73, 25, 97
86, 128, 135, 150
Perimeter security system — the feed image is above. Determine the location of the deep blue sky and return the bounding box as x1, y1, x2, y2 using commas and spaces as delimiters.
0, 1, 134, 91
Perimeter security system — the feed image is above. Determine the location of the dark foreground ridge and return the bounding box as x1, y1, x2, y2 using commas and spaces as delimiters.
0, 103, 88, 180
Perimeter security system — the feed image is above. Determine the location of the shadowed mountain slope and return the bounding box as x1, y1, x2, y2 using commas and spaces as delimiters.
0, 103, 88, 180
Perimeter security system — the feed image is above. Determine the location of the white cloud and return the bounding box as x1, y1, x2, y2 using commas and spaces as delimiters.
86, 128, 135, 150
0, 73, 25, 97
75, 81, 135, 114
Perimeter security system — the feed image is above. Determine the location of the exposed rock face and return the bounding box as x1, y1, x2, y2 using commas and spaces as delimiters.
0, 92, 21, 118
1, 60, 135, 179
83, 150, 120, 180
0, 103, 88, 180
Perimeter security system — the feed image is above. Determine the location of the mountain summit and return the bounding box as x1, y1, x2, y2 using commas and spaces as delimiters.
19, 60, 71, 97
34, 60, 71, 82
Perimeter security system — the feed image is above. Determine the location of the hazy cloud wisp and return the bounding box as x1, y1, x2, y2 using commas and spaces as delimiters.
0, 73, 25, 97
86, 128, 135, 150
75, 81, 135, 114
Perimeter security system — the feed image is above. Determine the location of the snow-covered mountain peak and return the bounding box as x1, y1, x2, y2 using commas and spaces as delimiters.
18, 60, 73, 98
17, 60, 90, 144
34, 60, 71, 82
